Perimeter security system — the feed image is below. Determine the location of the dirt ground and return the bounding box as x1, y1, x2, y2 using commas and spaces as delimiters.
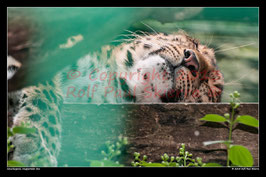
122, 104, 259, 166
59, 103, 258, 167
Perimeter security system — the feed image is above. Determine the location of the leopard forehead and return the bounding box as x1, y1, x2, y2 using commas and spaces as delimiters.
112, 31, 216, 70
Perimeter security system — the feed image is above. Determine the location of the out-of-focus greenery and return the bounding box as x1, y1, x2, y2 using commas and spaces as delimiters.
86, 136, 128, 167
125, 8, 259, 102
8, 8, 153, 88
200, 91, 258, 167
7, 122, 37, 167
8, 8, 258, 102
131, 143, 207, 167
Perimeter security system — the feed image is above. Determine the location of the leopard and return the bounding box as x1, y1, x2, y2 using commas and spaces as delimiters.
8, 30, 224, 166
8, 56, 63, 166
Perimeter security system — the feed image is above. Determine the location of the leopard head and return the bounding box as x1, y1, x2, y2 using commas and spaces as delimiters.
115, 30, 224, 103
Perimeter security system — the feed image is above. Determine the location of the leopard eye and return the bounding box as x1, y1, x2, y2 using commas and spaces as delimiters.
8, 65, 18, 72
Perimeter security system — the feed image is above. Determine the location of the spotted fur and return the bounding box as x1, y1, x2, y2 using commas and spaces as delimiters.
8, 30, 224, 166
100, 30, 224, 102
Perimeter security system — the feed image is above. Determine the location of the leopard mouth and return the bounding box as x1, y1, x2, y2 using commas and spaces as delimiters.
125, 49, 200, 103
159, 49, 200, 102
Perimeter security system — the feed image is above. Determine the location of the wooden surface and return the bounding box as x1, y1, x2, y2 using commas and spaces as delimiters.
58, 103, 258, 167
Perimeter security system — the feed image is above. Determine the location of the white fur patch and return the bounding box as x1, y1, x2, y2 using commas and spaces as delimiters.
126, 55, 173, 102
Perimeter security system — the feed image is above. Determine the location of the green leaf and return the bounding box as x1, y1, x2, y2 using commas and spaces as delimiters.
8, 127, 14, 138
200, 114, 227, 123
8, 160, 25, 167
229, 145, 253, 167
203, 163, 223, 167
12, 126, 36, 134
168, 162, 179, 167
88, 160, 123, 167
140, 162, 165, 167
203, 140, 233, 146
236, 115, 258, 128
233, 91, 240, 98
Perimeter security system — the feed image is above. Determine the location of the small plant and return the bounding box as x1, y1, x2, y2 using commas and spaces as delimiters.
131, 143, 205, 167
7, 122, 37, 167
200, 91, 258, 167
87, 135, 128, 167
101, 135, 128, 161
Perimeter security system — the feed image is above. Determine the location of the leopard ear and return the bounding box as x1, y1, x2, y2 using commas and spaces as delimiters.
194, 51, 216, 73
194, 45, 224, 102
197, 44, 217, 70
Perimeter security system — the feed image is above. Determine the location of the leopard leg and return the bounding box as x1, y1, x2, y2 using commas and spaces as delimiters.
10, 74, 63, 167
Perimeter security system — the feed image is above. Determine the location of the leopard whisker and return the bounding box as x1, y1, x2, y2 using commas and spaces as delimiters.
124, 29, 146, 38
140, 21, 159, 35
213, 43, 227, 51
116, 34, 136, 39
224, 69, 257, 87
134, 30, 150, 37
206, 33, 214, 48
174, 23, 186, 34
215, 42, 255, 53
111, 39, 135, 43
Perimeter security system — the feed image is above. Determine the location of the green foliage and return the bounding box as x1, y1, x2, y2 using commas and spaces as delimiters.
131, 143, 205, 167
12, 126, 36, 134
88, 160, 122, 167
235, 115, 259, 128
101, 135, 128, 161
203, 140, 232, 146
229, 145, 253, 167
87, 136, 128, 167
200, 114, 227, 123
200, 91, 258, 167
7, 122, 37, 167
8, 160, 25, 167
203, 163, 223, 167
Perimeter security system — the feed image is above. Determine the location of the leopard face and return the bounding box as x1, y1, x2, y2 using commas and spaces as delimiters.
113, 31, 224, 103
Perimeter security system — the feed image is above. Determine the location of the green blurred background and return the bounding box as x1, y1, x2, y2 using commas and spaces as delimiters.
8, 8, 259, 167
129, 8, 259, 102
8, 7, 258, 102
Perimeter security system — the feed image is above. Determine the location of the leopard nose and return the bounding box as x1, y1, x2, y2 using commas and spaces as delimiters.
182, 49, 199, 76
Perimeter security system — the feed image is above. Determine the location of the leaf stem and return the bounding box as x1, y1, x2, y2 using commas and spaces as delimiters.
227, 106, 235, 167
